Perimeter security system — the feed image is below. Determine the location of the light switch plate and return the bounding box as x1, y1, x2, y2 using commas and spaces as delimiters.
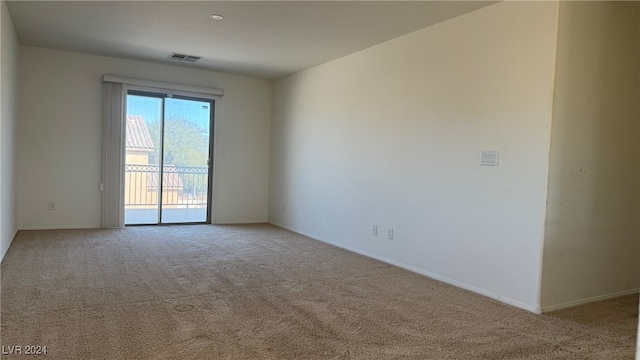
480, 151, 499, 166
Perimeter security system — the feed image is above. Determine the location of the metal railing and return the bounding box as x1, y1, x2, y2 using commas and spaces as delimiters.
124, 164, 208, 207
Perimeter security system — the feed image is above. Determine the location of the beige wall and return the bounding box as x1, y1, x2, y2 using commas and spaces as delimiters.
541, 1, 640, 311
0, 0, 19, 261
125, 151, 150, 165
269, 2, 559, 312
17, 47, 272, 229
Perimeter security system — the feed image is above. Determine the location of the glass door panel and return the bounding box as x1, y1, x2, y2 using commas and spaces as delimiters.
124, 95, 163, 225
160, 97, 212, 223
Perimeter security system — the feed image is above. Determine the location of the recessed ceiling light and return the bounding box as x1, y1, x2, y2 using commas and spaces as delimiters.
210, 14, 224, 21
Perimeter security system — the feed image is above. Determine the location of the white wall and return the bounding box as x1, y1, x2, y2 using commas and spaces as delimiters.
17, 47, 271, 229
0, 0, 19, 261
269, 2, 559, 312
541, 1, 640, 311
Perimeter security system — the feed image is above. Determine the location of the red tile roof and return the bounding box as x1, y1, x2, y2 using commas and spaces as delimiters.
126, 115, 155, 151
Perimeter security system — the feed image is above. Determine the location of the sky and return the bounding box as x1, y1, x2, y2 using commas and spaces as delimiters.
126, 94, 211, 131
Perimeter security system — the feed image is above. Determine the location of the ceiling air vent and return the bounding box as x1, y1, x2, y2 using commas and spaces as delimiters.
167, 52, 202, 63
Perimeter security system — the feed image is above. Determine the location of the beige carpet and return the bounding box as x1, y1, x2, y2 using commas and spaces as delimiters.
1, 224, 637, 359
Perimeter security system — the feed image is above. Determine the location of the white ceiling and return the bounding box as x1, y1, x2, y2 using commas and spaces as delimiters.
6, 1, 497, 79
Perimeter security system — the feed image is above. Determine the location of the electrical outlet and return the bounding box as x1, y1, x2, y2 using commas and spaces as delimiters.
48, 201, 56, 211
387, 228, 394, 240
281, 204, 286, 213
373, 225, 378, 236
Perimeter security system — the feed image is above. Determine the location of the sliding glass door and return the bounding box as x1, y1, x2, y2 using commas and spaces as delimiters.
124, 91, 214, 225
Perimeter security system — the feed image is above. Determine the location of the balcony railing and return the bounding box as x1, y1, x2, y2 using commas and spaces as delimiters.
125, 164, 208, 207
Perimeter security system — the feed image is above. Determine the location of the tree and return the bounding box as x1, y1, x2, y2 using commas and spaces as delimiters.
147, 117, 209, 195
147, 116, 208, 167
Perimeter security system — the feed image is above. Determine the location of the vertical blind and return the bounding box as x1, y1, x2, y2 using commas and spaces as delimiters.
102, 81, 126, 228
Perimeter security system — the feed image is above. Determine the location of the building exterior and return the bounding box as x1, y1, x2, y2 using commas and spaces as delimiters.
124, 115, 183, 206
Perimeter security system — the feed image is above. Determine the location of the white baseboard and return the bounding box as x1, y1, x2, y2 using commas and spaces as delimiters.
212, 220, 267, 225
541, 289, 639, 313
19, 222, 269, 230
269, 221, 541, 314
18, 225, 99, 231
